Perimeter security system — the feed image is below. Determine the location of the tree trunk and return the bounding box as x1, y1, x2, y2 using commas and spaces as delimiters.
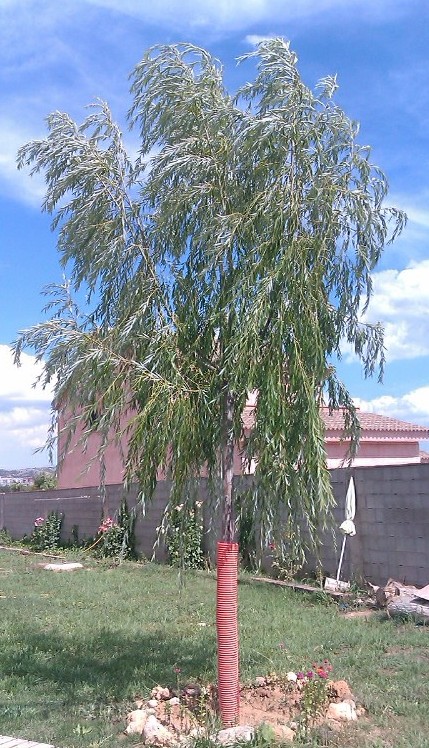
216, 389, 239, 726
221, 390, 235, 543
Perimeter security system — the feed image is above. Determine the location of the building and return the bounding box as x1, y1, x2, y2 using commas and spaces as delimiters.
322, 408, 429, 468
57, 401, 429, 489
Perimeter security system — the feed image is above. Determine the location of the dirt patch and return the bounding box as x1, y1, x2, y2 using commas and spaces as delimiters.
340, 608, 375, 619
239, 682, 300, 728
384, 645, 429, 661
130, 676, 361, 742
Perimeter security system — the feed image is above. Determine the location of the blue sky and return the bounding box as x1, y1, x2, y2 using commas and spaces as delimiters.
1, 0, 429, 468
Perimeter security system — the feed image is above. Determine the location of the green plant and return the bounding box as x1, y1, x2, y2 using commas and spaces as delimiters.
166, 502, 204, 570
30, 511, 63, 551
71, 524, 80, 546
253, 723, 277, 746
0, 528, 14, 546
296, 662, 333, 738
93, 499, 136, 560
32, 472, 57, 490
270, 534, 306, 582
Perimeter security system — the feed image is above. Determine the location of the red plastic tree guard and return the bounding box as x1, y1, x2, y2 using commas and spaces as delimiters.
216, 541, 239, 726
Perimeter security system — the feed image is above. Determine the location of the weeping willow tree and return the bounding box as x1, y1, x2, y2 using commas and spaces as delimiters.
15, 39, 404, 724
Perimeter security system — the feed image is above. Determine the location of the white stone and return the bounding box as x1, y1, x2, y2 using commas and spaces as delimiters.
168, 696, 180, 706
151, 686, 171, 700
43, 563, 84, 571
188, 727, 206, 738
126, 709, 149, 734
142, 715, 175, 746
286, 672, 298, 682
326, 700, 357, 722
254, 676, 266, 687
273, 725, 295, 742
217, 726, 255, 745
147, 699, 159, 708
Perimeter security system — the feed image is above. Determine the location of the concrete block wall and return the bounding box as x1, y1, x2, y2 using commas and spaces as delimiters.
0, 484, 168, 560
313, 464, 429, 587
352, 464, 429, 586
1, 463, 429, 586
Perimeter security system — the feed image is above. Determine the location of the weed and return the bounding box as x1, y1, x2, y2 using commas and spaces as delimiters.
295, 662, 333, 738
29, 511, 63, 551
166, 502, 204, 570
93, 498, 136, 560
0, 528, 13, 546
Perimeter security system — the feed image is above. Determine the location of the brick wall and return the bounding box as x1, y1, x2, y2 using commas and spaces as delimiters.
1, 463, 429, 586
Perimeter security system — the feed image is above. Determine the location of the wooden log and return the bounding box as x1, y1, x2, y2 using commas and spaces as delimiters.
386, 582, 429, 623
249, 575, 348, 598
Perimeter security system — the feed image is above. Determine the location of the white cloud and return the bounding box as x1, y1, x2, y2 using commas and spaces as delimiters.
0, 119, 46, 206
390, 191, 429, 231
82, 0, 411, 31
355, 386, 429, 427
365, 260, 429, 361
0, 345, 53, 468
244, 34, 276, 46
0, 346, 52, 402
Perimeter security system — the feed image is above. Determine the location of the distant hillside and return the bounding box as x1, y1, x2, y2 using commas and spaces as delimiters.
0, 467, 55, 479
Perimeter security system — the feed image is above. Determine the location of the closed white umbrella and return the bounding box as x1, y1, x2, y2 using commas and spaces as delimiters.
335, 476, 356, 583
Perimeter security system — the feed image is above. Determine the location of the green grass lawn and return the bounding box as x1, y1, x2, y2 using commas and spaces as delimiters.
0, 549, 428, 748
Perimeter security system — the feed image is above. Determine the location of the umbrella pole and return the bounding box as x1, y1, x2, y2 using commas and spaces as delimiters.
336, 536, 347, 582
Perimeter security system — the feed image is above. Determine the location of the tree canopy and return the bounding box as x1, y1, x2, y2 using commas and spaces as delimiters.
15, 38, 405, 555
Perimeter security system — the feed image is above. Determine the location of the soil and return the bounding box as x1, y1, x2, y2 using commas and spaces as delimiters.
340, 608, 375, 618
238, 678, 354, 730
142, 677, 356, 739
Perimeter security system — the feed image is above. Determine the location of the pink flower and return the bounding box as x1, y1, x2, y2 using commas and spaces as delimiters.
173, 666, 181, 674
34, 517, 44, 527
296, 672, 305, 680
306, 670, 314, 680
98, 517, 115, 533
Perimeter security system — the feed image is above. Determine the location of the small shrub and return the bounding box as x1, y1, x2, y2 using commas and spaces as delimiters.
0, 528, 14, 546
295, 661, 334, 737
269, 530, 306, 582
166, 501, 205, 570
93, 498, 137, 560
30, 512, 63, 551
32, 472, 57, 490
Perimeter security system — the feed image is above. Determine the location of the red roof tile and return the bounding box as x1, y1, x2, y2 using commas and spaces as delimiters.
241, 403, 429, 440
322, 407, 429, 438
